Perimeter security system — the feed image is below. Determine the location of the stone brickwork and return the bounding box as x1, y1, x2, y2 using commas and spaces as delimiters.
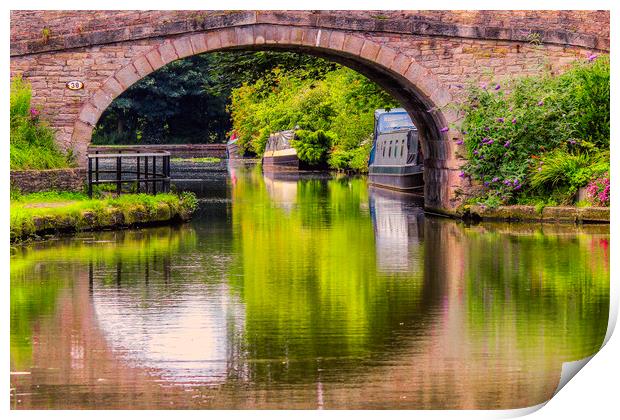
9, 10, 610, 213
11, 168, 87, 193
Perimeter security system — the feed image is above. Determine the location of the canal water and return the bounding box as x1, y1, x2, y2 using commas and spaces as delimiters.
10, 163, 610, 409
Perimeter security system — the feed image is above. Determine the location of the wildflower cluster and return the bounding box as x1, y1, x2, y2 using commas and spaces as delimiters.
586, 173, 610, 207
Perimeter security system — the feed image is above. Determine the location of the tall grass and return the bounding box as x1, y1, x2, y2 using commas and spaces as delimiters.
10, 76, 75, 170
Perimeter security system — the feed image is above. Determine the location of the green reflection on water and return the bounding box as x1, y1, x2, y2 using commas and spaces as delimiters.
461, 223, 610, 361
9, 168, 610, 408
227, 170, 428, 381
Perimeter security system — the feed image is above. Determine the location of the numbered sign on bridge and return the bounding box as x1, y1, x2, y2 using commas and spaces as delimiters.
65, 80, 84, 90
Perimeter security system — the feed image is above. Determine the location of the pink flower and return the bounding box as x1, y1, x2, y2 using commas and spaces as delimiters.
587, 54, 598, 62
29, 107, 40, 118
537, 100, 544, 106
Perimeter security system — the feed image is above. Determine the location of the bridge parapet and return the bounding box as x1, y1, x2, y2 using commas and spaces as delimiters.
10, 10, 609, 56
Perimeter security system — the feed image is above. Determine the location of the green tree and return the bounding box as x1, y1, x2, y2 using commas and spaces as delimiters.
92, 51, 337, 145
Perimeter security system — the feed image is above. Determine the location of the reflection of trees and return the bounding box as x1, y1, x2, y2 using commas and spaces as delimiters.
461, 223, 609, 361
229, 174, 442, 383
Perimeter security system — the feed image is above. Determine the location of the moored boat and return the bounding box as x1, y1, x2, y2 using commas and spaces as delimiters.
262, 130, 299, 171
368, 108, 424, 192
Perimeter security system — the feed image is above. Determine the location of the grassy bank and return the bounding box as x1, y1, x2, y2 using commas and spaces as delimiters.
10, 191, 198, 243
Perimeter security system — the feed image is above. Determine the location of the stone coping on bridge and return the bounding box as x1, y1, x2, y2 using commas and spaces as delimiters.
10, 10, 610, 56
461, 204, 609, 224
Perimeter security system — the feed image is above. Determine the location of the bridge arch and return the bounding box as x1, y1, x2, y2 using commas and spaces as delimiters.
73, 24, 462, 211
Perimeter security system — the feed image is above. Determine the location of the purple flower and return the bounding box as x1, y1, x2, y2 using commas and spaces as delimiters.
494, 84, 501, 91
503, 179, 512, 185
481, 83, 487, 90
513, 179, 519, 186
492, 177, 499, 183
504, 141, 511, 148
473, 149, 479, 155
587, 54, 598, 62
29, 107, 40, 118
484, 127, 490, 132
569, 139, 577, 144
459, 171, 466, 178
512, 118, 517, 124
484, 181, 490, 187
537, 100, 544, 106
462, 130, 468, 135
514, 185, 522, 190
486, 139, 494, 145
497, 117, 504, 123
440, 127, 449, 133
456, 139, 464, 145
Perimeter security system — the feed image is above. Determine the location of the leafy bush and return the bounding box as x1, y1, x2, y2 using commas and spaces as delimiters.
459, 55, 609, 205
10, 76, 75, 170
10, 77, 73, 169
229, 66, 397, 171
291, 130, 334, 165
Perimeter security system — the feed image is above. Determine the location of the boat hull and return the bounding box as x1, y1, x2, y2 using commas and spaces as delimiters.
368, 164, 424, 192
262, 148, 300, 171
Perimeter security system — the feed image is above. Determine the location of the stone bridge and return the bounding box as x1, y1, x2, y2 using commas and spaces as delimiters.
10, 10, 610, 213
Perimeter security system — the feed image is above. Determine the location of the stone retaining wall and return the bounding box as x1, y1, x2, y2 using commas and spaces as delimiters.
11, 168, 87, 193
465, 204, 609, 224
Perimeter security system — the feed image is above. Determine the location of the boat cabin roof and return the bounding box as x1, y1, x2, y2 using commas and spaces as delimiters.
375, 108, 416, 134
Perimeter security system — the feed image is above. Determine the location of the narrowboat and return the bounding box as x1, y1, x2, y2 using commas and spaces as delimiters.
262, 130, 328, 171
226, 132, 241, 159
262, 130, 299, 171
368, 108, 424, 192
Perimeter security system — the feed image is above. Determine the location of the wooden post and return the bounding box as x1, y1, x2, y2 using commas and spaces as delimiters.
152, 155, 157, 194
87, 156, 93, 198
116, 156, 122, 196
95, 150, 99, 183
136, 153, 141, 193
165, 155, 170, 192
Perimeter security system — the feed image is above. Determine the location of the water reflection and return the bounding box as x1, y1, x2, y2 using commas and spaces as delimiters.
10, 169, 609, 409
369, 186, 424, 273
